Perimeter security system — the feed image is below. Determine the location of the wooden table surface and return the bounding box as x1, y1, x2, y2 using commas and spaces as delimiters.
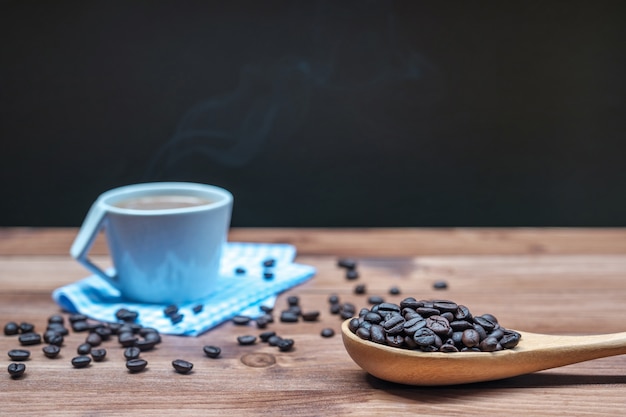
2, 227, 626, 416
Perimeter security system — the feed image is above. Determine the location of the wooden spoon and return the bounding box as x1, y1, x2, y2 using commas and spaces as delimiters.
341, 319, 626, 386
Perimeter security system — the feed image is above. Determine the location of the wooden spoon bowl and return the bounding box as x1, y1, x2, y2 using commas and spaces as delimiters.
341, 319, 626, 386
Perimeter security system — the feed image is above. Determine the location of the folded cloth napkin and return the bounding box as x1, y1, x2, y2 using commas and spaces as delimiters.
52, 242, 315, 336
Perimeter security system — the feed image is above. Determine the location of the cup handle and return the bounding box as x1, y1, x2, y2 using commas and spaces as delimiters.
69, 200, 118, 289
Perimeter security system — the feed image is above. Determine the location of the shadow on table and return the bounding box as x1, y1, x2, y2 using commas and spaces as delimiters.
365, 371, 626, 395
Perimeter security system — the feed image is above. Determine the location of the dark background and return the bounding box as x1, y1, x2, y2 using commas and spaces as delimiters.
2, 1, 625, 227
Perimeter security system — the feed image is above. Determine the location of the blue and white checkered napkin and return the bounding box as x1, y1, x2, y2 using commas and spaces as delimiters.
52, 242, 315, 336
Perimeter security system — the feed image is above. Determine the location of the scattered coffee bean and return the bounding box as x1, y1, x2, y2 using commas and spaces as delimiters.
69, 313, 88, 323
85, 332, 102, 347
328, 294, 340, 304
192, 304, 203, 314
237, 335, 257, 345
280, 311, 299, 323
346, 269, 359, 280
321, 328, 335, 338
337, 258, 357, 269
136, 339, 158, 352
263, 271, 274, 280
170, 312, 184, 324
48, 314, 64, 325
126, 358, 148, 373
433, 280, 448, 290
77, 343, 92, 355
301, 311, 320, 322
389, 286, 401, 295
267, 335, 283, 346
354, 284, 366, 294
255, 315, 270, 329
115, 308, 139, 322
172, 359, 194, 374
163, 305, 179, 317
4, 321, 19, 335
263, 258, 276, 268
8, 363, 26, 378
18, 332, 42, 346
91, 348, 107, 362
71, 321, 91, 332
42, 345, 61, 359
8, 349, 30, 361
19, 322, 35, 333
367, 296, 385, 304
259, 331, 276, 342
118, 332, 138, 347
47, 323, 69, 336
235, 267, 246, 275
277, 338, 295, 352
71, 355, 92, 368
232, 315, 252, 325
203, 345, 221, 358
124, 347, 141, 360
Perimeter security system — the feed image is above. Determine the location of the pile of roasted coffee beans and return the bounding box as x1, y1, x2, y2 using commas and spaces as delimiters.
348, 298, 521, 352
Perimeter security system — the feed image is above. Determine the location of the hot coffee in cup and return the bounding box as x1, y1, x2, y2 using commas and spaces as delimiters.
70, 182, 233, 304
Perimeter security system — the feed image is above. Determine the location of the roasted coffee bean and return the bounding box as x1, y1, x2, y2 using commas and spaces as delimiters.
301, 311, 320, 322
473, 324, 488, 341
474, 315, 497, 331
263, 271, 274, 280
386, 334, 405, 347
172, 359, 194, 374
77, 343, 92, 355
19, 322, 35, 333
455, 305, 472, 321
135, 339, 157, 352
71, 355, 92, 368
118, 332, 137, 347
490, 328, 505, 340
163, 305, 179, 317
8, 363, 26, 378
192, 304, 203, 314
232, 315, 252, 325
255, 315, 270, 329
329, 303, 341, 315
321, 328, 335, 338
450, 320, 473, 331
108, 322, 123, 335
141, 330, 161, 344
441, 312, 455, 323
8, 349, 30, 361
364, 312, 383, 324
203, 345, 221, 358
286, 295, 299, 306
93, 326, 112, 341
340, 310, 355, 320
400, 297, 421, 310
426, 315, 451, 337
355, 327, 371, 340
18, 332, 41, 346
378, 303, 401, 314
359, 320, 373, 331
235, 266, 246, 274
440, 342, 459, 353
354, 284, 367, 294
237, 335, 257, 345
461, 328, 481, 348
267, 335, 283, 346
403, 317, 427, 336
348, 318, 360, 333
71, 321, 91, 332
479, 336, 500, 352
370, 324, 386, 344
42, 345, 61, 359
85, 332, 102, 347
346, 269, 359, 280
402, 309, 422, 320
287, 305, 302, 316
44, 331, 64, 346
69, 313, 88, 323
169, 313, 184, 324
277, 338, 295, 352
124, 347, 141, 360
433, 280, 448, 290
280, 311, 299, 323
126, 358, 147, 373
115, 308, 139, 323
368, 295, 384, 304
500, 331, 521, 349
4, 321, 19, 335
416, 307, 440, 317
47, 323, 69, 336
259, 331, 276, 342
91, 348, 107, 362
389, 286, 401, 295
433, 300, 458, 313
337, 258, 357, 269
48, 314, 64, 325
328, 294, 340, 304
263, 258, 276, 268
413, 328, 437, 347
382, 315, 405, 334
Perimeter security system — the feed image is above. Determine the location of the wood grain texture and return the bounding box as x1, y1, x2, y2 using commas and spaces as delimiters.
1, 228, 626, 416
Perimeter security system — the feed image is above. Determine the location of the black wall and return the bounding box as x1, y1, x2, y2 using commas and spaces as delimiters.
2, 1, 625, 227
